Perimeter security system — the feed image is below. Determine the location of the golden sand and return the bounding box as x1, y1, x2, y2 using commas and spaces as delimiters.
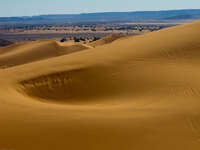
0, 21, 200, 150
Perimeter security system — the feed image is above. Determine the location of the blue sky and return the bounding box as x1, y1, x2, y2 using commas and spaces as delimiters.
0, 0, 200, 17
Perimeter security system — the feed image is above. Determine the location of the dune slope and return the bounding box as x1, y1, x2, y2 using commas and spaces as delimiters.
1, 21, 200, 150
89, 34, 124, 47
0, 40, 88, 68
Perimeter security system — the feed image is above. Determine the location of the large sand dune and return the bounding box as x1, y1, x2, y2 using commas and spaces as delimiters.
1, 21, 200, 150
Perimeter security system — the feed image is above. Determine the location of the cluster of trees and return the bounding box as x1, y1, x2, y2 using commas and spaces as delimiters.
60, 36, 101, 43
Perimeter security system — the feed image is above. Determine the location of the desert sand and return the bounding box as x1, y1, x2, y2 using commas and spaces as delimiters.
0, 20, 200, 150
0, 40, 89, 68
89, 34, 124, 47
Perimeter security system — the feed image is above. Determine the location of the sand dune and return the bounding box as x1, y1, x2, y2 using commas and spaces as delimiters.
89, 34, 124, 47
1, 21, 200, 150
0, 40, 88, 68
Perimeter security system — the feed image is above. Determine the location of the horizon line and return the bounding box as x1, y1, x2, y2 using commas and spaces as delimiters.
1, 8, 200, 18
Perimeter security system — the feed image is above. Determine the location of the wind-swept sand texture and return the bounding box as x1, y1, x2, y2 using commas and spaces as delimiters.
1, 21, 200, 150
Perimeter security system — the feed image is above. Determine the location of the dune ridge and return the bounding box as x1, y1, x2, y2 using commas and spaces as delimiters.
1, 21, 200, 150
0, 40, 89, 68
89, 34, 124, 47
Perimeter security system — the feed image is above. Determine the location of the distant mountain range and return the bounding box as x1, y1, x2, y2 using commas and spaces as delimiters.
1, 9, 200, 24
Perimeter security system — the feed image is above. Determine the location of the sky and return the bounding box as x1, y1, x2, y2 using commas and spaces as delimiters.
0, 0, 200, 17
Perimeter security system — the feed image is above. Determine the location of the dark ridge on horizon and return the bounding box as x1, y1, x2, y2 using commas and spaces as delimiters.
1, 9, 200, 18
0, 9, 200, 24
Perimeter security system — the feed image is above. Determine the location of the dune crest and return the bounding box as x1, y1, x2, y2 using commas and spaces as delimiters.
89, 34, 124, 47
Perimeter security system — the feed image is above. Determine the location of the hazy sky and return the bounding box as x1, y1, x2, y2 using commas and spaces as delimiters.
0, 0, 200, 17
